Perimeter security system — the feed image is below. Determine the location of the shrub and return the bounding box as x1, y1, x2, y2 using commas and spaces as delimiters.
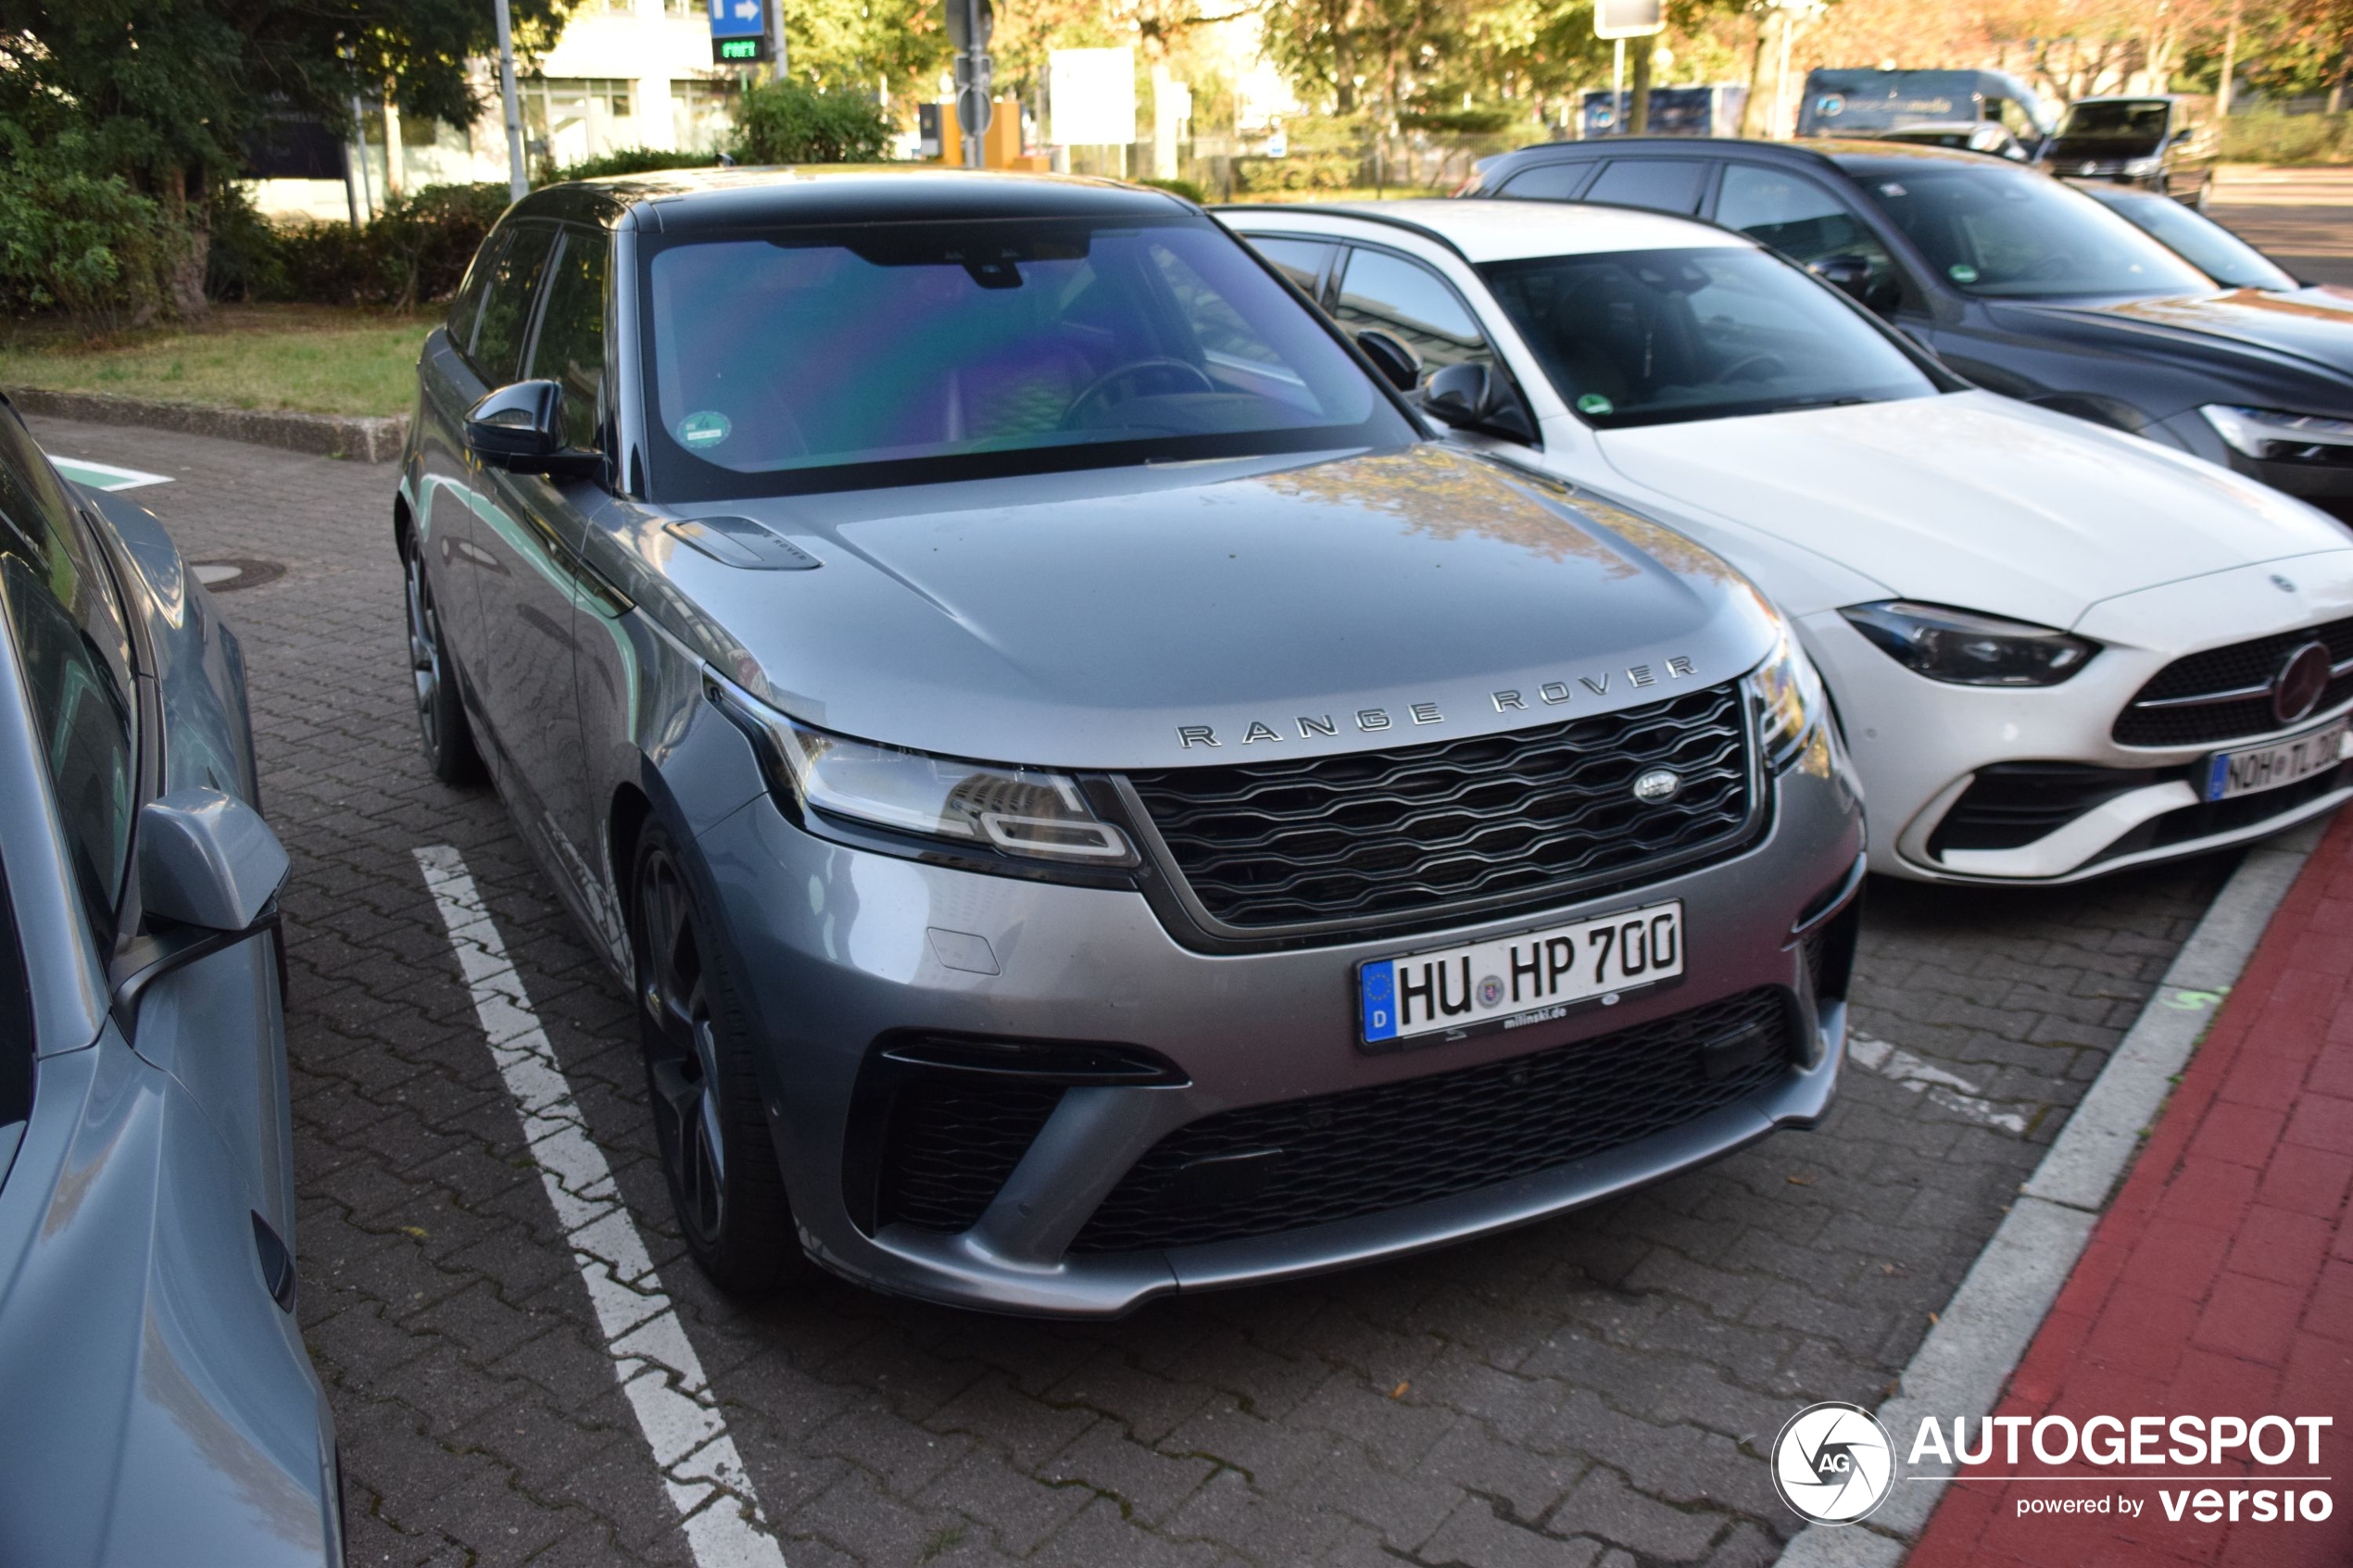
2221, 109, 2353, 165
1136, 175, 1207, 205
219, 182, 507, 308
1232, 151, 1363, 193
1400, 107, 1516, 135
735, 79, 891, 164
0, 124, 173, 334
371, 182, 510, 308
547, 145, 726, 182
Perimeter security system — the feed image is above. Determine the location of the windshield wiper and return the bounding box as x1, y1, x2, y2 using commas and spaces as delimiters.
1757, 395, 1875, 415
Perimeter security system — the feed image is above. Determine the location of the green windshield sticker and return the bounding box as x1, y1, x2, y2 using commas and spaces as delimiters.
1576, 393, 1615, 416
677, 410, 733, 448
1948, 263, 1980, 283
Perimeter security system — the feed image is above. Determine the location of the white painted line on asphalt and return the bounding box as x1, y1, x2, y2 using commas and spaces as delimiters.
413, 846, 787, 1568
1845, 1034, 2031, 1135
51, 455, 171, 491
1777, 820, 2327, 1568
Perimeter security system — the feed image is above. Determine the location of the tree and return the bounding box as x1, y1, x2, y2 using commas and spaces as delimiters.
0, 0, 573, 318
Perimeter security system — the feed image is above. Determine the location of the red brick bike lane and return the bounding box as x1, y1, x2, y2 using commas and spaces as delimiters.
1906, 812, 2353, 1567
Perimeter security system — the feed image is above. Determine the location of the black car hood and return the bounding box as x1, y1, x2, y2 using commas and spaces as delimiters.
2008, 288, 2353, 398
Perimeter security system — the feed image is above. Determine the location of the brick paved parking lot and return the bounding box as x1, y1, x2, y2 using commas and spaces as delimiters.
31, 413, 2249, 1568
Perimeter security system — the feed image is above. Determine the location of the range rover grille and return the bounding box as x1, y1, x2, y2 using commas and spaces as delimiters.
2113, 618, 2353, 747
1126, 683, 1755, 932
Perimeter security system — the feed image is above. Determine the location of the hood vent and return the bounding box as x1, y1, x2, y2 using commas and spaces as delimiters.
667, 516, 821, 571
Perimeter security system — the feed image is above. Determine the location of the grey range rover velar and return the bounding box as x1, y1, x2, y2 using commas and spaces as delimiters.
396, 169, 1866, 1316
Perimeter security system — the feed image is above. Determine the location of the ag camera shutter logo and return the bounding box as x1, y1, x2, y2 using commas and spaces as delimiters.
1771, 1401, 1896, 1524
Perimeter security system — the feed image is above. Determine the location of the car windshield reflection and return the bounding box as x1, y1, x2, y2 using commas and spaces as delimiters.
1856, 163, 2212, 298
1478, 246, 1940, 430
641, 216, 1409, 499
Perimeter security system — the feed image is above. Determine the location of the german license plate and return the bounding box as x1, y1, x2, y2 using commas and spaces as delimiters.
1359, 900, 1684, 1050
2203, 718, 2350, 802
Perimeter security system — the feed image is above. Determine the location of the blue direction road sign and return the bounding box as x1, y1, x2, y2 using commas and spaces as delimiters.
708, 0, 764, 39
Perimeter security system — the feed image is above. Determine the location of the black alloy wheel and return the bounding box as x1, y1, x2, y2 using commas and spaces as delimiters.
630, 825, 799, 1294
403, 540, 484, 784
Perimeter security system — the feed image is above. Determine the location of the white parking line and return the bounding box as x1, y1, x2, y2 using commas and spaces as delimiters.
413, 846, 786, 1568
51, 455, 172, 491
1845, 1034, 2032, 1135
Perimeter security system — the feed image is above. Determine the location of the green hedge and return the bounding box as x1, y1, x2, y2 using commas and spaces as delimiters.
2221, 110, 2353, 165
213, 182, 509, 308
1232, 152, 1364, 193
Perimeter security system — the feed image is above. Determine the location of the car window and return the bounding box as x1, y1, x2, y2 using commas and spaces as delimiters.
1332, 248, 1494, 384
528, 226, 610, 451
2084, 188, 2296, 291
1716, 165, 1906, 312
1479, 245, 1939, 429
0, 408, 136, 947
1499, 162, 1595, 200
1247, 237, 1335, 296
470, 220, 560, 385
1860, 163, 2210, 297
641, 215, 1406, 499
1586, 159, 1707, 215
447, 225, 510, 358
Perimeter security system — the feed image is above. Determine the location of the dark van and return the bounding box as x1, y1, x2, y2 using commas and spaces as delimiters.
1796, 68, 2053, 149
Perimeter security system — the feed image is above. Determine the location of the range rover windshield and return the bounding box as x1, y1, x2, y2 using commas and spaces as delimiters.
641, 215, 1409, 498
1479, 246, 1941, 430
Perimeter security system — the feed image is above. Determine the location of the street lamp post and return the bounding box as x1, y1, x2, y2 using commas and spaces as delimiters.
494, 0, 529, 201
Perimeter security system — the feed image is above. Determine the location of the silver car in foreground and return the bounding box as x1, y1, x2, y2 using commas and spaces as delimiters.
398, 169, 1866, 1317
0, 396, 342, 1563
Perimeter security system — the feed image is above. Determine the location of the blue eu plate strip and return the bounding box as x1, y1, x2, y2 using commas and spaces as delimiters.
1360, 962, 1398, 1044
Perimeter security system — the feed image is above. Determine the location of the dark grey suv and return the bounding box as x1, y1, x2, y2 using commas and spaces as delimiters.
0, 395, 342, 1564
398, 169, 1865, 1317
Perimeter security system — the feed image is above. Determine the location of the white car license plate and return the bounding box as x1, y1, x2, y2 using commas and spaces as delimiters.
2203, 718, 2351, 802
1359, 900, 1684, 1050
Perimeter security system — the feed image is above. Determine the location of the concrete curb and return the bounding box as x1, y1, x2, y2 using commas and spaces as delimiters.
1775, 820, 2329, 1568
3, 385, 407, 463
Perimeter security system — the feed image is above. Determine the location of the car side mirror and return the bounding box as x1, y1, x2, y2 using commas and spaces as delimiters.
140, 788, 288, 934
1422, 362, 1537, 445
1810, 255, 1873, 302
466, 381, 599, 477
1354, 330, 1423, 393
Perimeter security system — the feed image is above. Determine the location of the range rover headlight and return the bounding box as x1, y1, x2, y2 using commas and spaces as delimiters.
2200, 404, 2353, 460
1841, 600, 2096, 686
1747, 628, 1827, 771
709, 675, 1138, 865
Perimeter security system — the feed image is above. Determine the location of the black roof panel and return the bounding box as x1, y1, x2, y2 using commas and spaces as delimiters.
518, 166, 1190, 233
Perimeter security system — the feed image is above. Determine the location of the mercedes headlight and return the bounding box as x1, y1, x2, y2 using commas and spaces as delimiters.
709, 675, 1138, 865
2123, 156, 2163, 177
1747, 628, 1827, 771
2200, 404, 2353, 460
1841, 601, 2096, 686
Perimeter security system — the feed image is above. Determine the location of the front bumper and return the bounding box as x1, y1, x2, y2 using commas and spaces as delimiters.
689, 737, 1863, 1317
1801, 561, 2353, 884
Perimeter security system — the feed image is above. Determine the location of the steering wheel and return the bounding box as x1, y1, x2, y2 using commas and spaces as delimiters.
2024, 253, 2078, 281
1718, 352, 1789, 383
1063, 358, 1217, 428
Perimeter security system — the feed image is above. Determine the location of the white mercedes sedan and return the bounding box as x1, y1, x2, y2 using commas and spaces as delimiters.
1225, 198, 2353, 884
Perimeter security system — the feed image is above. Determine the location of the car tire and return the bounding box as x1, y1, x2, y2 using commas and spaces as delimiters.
402, 540, 485, 785
630, 822, 802, 1296
2192, 178, 2211, 212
